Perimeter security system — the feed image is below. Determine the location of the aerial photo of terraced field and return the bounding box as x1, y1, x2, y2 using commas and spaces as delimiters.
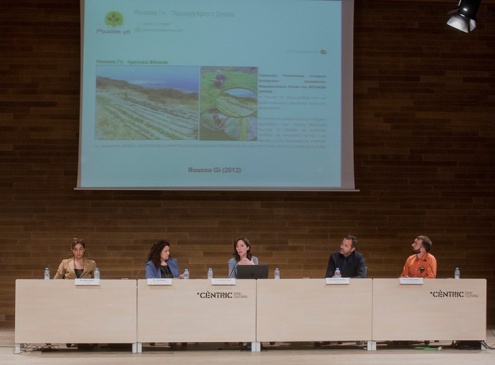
95, 65, 200, 140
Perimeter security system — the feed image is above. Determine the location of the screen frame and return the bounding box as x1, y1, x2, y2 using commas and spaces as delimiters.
77, 0, 357, 192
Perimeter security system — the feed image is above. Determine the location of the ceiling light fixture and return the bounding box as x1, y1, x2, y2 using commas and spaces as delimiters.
447, 0, 481, 33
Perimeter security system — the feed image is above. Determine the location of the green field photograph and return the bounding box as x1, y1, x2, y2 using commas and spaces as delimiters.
95, 65, 200, 140
199, 67, 258, 141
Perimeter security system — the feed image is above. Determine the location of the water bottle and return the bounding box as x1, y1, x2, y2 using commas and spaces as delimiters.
183, 269, 190, 280
207, 267, 213, 279
454, 267, 460, 279
334, 267, 342, 278
94, 267, 100, 279
44, 267, 50, 280
274, 267, 280, 279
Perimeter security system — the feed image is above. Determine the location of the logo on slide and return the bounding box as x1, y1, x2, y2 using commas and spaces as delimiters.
105, 11, 124, 28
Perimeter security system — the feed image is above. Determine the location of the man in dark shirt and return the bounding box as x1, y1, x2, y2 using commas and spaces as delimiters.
325, 235, 367, 278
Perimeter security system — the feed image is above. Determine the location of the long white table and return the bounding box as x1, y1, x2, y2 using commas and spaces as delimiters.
136, 279, 257, 352
372, 279, 486, 342
256, 279, 373, 343
15, 279, 137, 353
15, 278, 487, 353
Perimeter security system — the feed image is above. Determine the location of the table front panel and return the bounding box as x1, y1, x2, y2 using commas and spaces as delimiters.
137, 279, 256, 342
15, 279, 137, 343
257, 279, 373, 341
372, 279, 486, 341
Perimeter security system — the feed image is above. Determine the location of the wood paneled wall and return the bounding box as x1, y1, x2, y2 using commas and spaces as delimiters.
1, 1, 494, 327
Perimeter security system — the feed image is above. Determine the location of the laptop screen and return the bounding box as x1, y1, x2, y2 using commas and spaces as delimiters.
236, 265, 269, 279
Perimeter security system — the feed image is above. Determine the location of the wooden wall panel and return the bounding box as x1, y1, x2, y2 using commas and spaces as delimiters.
1, 1, 494, 327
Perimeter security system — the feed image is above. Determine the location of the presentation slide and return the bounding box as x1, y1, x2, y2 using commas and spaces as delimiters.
78, 0, 355, 190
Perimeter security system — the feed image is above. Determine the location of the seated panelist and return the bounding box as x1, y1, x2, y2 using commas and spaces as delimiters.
145, 240, 182, 279
228, 236, 258, 278
54, 238, 96, 279
400, 235, 437, 278
325, 235, 367, 278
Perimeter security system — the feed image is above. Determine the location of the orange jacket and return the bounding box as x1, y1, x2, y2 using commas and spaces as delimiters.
400, 252, 437, 278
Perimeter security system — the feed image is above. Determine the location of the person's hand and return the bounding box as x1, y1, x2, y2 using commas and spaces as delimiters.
178, 273, 184, 279
238, 258, 255, 265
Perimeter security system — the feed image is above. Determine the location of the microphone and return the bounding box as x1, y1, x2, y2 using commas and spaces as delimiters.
229, 262, 238, 278
135, 265, 144, 279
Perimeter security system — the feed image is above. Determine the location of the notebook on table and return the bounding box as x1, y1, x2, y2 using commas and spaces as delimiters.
236, 265, 269, 279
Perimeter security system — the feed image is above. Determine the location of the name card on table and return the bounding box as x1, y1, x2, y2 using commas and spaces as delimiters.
211, 278, 236, 286
75, 278, 100, 286
147, 278, 172, 286
325, 277, 350, 285
399, 277, 424, 285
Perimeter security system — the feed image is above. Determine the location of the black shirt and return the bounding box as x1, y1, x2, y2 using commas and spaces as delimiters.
75, 268, 84, 278
325, 251, 367, 278
160, 265, 173, 278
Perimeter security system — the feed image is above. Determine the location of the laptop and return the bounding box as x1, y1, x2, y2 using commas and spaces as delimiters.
236, 265, 269, 279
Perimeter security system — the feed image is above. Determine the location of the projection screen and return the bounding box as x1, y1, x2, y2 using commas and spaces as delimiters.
77, 0, 355, 191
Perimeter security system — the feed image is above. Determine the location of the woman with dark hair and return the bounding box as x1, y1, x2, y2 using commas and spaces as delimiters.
54, 238, 97, 279
145, 240, 182, 278
228, 236, 258, 278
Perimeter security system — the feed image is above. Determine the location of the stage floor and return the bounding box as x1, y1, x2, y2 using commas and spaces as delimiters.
1, 328, 494, 365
